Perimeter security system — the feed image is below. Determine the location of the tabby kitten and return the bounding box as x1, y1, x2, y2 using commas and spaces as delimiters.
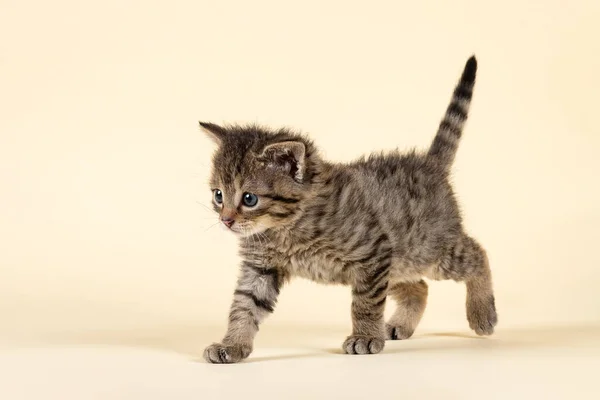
201, 56, 497, 364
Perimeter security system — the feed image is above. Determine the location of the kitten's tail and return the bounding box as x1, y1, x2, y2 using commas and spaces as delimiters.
427, 55, 477, 170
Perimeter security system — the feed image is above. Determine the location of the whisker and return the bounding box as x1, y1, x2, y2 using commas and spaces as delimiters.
195, 201, 216, 214
204, 221, 220, 232
255, 231, 265, 249
258, 233, 268, 249
250, 228, 258, 251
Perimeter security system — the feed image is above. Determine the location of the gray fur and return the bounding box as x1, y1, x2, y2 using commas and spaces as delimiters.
200, 56, 497, 363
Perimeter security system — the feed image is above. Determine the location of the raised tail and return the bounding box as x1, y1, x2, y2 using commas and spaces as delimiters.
427, 55, 477, 170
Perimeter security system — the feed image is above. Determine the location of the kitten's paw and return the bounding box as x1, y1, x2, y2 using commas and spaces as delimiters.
385, 323, 415, 340
342, 335, 385, 355
203, 342, 252, 364
467, 296, 498, 336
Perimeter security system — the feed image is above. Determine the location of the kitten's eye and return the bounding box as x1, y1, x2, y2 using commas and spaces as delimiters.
242, 192, 258, 207
213, 189, 223, 204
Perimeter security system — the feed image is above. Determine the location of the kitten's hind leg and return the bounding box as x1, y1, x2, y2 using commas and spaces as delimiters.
385, 280, 428, 340
440, 234, 498, 336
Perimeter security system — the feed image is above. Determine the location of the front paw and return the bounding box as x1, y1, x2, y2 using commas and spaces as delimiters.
203, 342, 252, 364
343, 335, 385, 355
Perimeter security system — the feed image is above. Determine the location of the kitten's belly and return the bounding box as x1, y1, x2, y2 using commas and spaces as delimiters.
389, 260, 444, 283
288, 253, 351, 285
287, 255, 443, 286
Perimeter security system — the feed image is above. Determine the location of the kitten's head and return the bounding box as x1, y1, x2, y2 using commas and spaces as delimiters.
200, 122, 319, 237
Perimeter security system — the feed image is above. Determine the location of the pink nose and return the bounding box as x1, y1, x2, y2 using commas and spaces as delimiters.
221, 217, 235, 228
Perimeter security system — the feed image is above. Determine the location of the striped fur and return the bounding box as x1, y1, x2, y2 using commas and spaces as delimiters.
427, 55, 477, 170
201, 56, 497, 364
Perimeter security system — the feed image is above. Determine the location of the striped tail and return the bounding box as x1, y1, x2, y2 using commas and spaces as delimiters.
427, 55, 477, 170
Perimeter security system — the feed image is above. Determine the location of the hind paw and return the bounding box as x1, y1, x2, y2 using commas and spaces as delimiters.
385, 323, 415, 340
467, 297, 498, 336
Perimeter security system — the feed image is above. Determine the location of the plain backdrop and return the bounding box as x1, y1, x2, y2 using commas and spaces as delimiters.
1, 0, 600, 343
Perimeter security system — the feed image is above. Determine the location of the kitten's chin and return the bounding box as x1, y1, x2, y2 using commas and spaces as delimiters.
231, 224, 268, 237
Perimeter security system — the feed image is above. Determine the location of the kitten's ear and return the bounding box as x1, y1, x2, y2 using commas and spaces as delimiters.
261, 141, 306, 183
199, 121, 227, 144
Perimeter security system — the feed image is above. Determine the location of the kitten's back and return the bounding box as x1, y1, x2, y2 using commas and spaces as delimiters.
349, 151, 462, 263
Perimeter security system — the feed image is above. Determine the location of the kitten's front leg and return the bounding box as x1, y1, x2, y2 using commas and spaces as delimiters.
343, 249, 392, 355
203, 261, 282, 364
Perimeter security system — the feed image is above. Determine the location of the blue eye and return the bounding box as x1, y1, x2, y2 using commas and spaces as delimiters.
213, 189, 223, 204
242, 193, 258, 207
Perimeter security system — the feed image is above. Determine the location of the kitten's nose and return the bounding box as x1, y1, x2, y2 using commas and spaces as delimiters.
221, 217, 235, 228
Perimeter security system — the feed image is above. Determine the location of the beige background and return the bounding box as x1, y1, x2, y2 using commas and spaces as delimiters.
0, 0, 600, 400
2, 0, 600, 337
1, 1, 600, 398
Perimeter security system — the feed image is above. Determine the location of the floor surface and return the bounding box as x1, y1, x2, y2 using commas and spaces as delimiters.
1, 324, 599, 399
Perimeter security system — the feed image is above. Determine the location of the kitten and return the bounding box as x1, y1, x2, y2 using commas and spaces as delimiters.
200, 56, 497, 363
